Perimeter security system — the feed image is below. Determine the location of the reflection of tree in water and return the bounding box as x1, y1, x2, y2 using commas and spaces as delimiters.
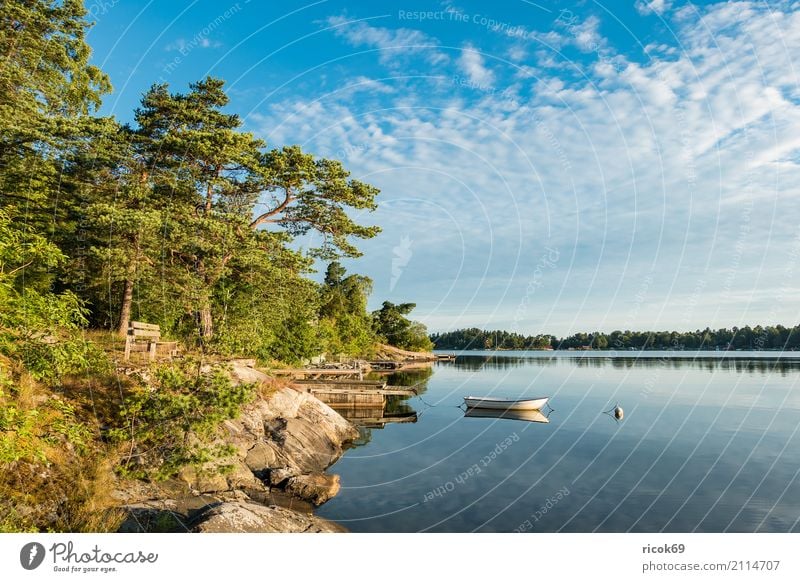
581, 356, 800, 375
367, 367, 433, 394
451, 356, 557, 371
335, 370, 430, 449
451, 355, 800, 375
385, 395, 415, 414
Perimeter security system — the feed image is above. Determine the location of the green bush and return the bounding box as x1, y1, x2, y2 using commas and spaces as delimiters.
109, 360, 255, 481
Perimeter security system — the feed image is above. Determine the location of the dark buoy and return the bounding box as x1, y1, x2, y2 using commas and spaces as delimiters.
604, 403, 624, 422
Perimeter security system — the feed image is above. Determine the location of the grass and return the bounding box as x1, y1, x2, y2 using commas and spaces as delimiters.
1, 329, 287, 532
0, 355, 126, 532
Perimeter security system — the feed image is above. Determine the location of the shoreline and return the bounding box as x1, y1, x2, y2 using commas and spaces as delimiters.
114, 360, 358, 533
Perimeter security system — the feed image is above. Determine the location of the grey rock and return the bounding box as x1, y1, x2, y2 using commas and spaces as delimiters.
217, 386, 358, 498
244, 442, 280, 472
229, 361, 269, 385
192, 501, 346, 533
285, 473, 341, 506
114, 377, 358, 533
267, 467, 296, 486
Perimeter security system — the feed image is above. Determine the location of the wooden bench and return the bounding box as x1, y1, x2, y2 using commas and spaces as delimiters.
123, 321, 178, 361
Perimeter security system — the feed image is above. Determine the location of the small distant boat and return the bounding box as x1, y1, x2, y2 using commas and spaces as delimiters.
463, 396, 549, 411
464, 408, 550, 423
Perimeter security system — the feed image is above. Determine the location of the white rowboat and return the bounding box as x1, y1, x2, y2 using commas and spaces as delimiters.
463, 396, 549, 411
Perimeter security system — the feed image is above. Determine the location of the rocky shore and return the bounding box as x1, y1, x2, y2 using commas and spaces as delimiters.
114, 361, 358, 533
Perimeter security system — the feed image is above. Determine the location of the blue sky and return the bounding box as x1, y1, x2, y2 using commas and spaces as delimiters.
86, 0, 800, 336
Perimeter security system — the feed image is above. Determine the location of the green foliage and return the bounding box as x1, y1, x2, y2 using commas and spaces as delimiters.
430, 328, 554, 350
432, 326, 800, 351
0, 402, 46, 465
0, 508, 38, 533
0, 374, 93, 466
252, 146, 381, 259
209, 233, 323, 363
1, 0, 384, 363
109, 361, 256, 481
373, 301, 434, 352
268, 313, 324, 364
0, 210, 110, 383
0, 0, 110, 123
68, 77, 380, 350
319, 262, 376, 356
1, 1, 111, 249
44, 398, 92, 453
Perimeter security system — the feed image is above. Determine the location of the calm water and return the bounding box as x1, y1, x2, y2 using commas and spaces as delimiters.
317, 351, 800, 532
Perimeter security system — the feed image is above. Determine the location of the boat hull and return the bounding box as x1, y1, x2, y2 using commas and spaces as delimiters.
463, 396, 549, 411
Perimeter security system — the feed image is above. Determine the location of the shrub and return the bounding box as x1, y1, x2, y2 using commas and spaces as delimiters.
109, 360, 256, 481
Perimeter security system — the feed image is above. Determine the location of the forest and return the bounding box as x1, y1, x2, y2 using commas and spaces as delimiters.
431, 325, 800, 351
0, 1, 431, 367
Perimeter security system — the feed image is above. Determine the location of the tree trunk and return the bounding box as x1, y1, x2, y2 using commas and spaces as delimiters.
117, 277, 134, 336
198, 303, 213, 341
117, 238, 140, 336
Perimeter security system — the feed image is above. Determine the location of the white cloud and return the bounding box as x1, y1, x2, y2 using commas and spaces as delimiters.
325, 15, 448, 67
457, 44, 495, 87
165, 39, 187, 52
165, 37, 221, 52
506, 44, 528, 62
636, 0, 673, 16
570, 15, 606, 52
259, 2, 800, 334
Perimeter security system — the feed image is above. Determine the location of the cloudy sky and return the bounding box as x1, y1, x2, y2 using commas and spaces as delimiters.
88, 0, 800, 336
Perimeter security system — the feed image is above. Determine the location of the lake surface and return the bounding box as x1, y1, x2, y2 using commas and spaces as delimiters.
317, 351, 800, 532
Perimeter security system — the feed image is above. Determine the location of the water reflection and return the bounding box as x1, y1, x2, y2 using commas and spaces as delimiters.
448, 355, 557, 371
330, 397, 416, 426
321, 351, 800, 532
330, 367, 433, 447
447, 352, 800, 375
463, 407, 551, 424
332, 396, 417, 448
378, 367, 434, 391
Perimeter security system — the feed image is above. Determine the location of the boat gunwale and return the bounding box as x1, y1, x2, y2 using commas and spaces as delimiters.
463, 396, 549, 404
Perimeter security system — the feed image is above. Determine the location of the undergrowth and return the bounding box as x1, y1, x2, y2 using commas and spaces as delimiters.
109, 359, 256, 481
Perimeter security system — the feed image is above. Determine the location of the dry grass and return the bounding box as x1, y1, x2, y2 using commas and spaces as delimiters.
0, 357, 127, 532
57, 371, 133, 429
49, 455, 126, 533
255, 374, 292, 399
0, 446, 126, 532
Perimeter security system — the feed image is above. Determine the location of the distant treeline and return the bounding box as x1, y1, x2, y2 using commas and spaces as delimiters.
430, 325, 800, 351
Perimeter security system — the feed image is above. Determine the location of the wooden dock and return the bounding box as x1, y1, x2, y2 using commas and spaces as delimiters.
293, 379, 386, 389
295, 379, 416, 407
272, 368, 364, 379
305, 386, 416, 397
368, 360, 403, 371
